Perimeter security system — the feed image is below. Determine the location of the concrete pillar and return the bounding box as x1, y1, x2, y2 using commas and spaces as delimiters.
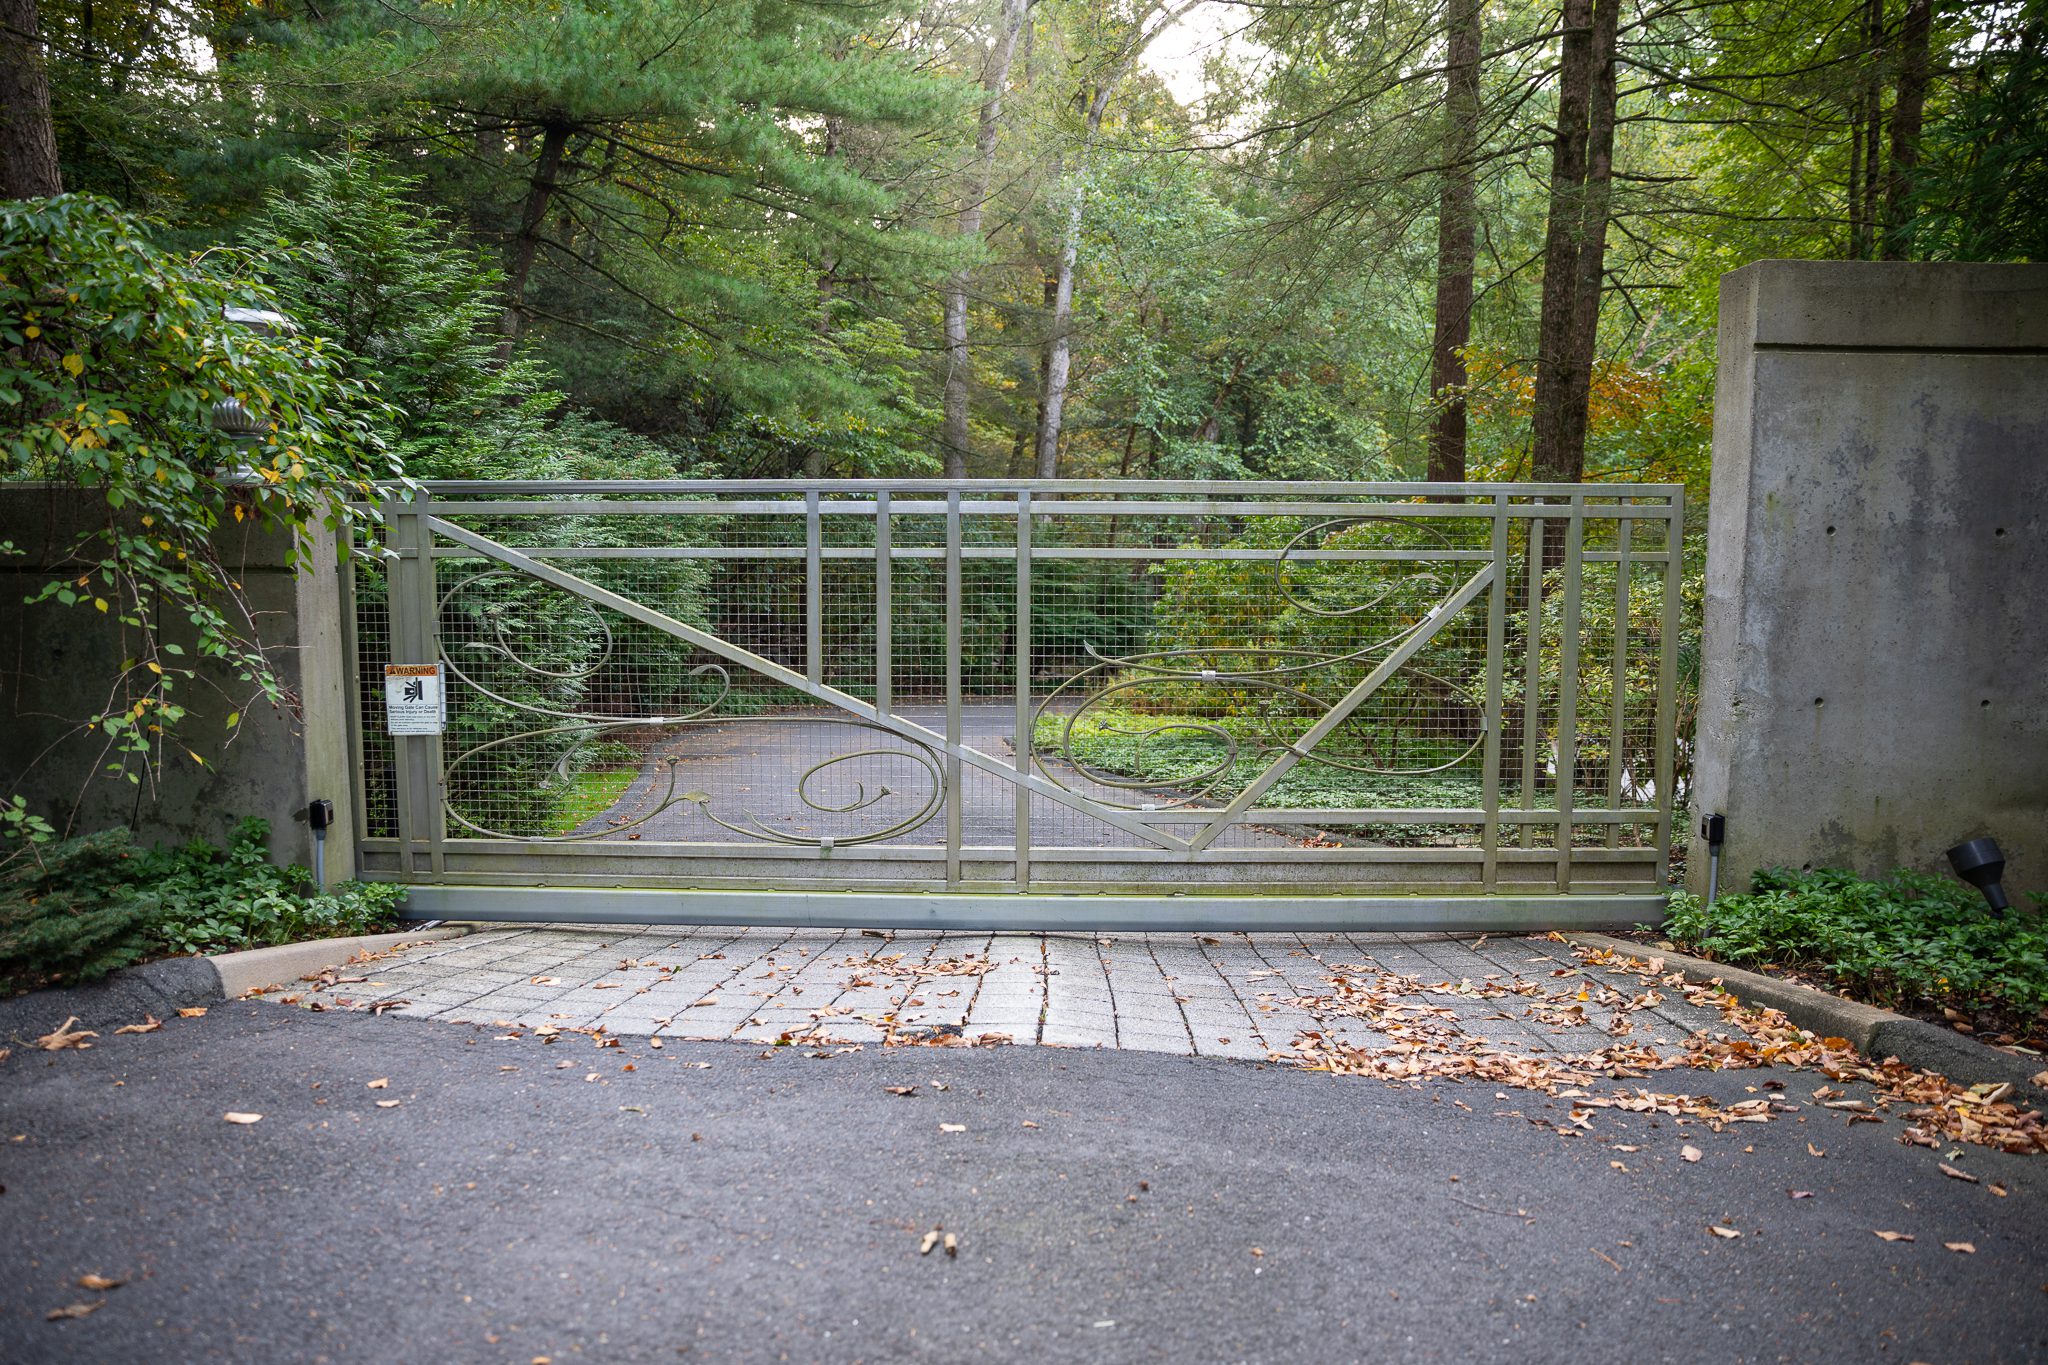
0, 487, 357, 883
1691, 261, 2048, 899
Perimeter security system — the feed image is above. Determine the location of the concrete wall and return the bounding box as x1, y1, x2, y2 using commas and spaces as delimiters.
1692, 260, 2048, 899
0, 486, 356, 882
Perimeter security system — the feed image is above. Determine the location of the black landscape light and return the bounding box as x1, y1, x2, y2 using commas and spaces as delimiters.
309, 798, 335, 887
1946, 837, 2010, 914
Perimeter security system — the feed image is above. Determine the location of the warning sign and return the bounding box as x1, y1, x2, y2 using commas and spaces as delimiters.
383, 663, 445, 735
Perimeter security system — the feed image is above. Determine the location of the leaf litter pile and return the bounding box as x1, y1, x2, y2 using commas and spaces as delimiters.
1279, 939, 2046, 1156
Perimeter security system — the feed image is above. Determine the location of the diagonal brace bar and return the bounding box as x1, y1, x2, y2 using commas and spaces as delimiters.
1185, 563, 1497, 852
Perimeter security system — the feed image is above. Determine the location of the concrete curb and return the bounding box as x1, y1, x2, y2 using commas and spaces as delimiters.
208, 927, 471, 998
1565, 931, 2048, 1105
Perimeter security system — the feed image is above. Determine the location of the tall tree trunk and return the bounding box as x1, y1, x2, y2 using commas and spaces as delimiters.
1034, 0, 1197, 478
1555, 0, 1618, 467
1861, 0, 1885, 259
1427, 0, 1483, 485
498, 122, 570, 362
1529, 0, 1597, 482
1882, 0, 1931, 259
0, 0, 62, 198
942, 0, 1035, 478
1848, 103, 1866, 258
1034, 106, 1101, 480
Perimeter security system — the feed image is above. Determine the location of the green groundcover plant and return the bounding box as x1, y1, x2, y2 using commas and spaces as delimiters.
1664, 868, 2048, 1041
0, 817, 407, 993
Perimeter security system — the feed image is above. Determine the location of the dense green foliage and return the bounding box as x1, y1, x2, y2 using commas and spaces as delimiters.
0, 829, 161, 991
0, 819, 408, 992
1665, 869, 2048, 1038
0, 195, 400, 785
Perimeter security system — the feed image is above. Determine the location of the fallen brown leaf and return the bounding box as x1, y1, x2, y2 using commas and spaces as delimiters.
366, 1078, 389, 1090
113, 1017, 161, 1035
36, 1018, 96, 1051
884, 1085, 917, 1097
45, 1301, 102, 1321
1937, 1163, 1979, 1184
375, 1100, 401, 1109
222, 1112, 262, 1125
1945, 1241, 1977, 1254
77, 1274, 122, 1291
176, 1007, 207, 1018
1807, 1143, 1826, 1157
1873, 1230, 1915, 1243
1709, 1226, 1742, 1239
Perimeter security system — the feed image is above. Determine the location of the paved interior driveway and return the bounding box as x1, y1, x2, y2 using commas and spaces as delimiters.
575, 703, 1299, 850
277, 927, 1722, 1060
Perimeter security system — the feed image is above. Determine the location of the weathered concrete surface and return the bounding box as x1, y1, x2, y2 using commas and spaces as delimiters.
1692, 261, 2048, 898
0, 486, 356, 880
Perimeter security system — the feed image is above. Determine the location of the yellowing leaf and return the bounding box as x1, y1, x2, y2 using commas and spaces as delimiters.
61, 353, 83, 376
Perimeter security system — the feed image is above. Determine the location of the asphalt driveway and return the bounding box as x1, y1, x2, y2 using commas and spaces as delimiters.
2, 999, 2043, 1363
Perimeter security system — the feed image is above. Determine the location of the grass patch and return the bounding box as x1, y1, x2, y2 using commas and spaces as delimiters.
1036, 706, 1489, 845
1664, 868, 2048, 1049
545, 764, 642, 835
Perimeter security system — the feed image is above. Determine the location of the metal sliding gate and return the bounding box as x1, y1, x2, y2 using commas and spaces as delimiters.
346, 480, 1684, 929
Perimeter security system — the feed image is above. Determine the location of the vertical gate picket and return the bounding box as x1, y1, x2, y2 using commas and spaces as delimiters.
805, 490, 823, 686
944, 491, 963, 888
386, 490, 446, 878
1013, 489, 1033, 890
1653, 489, 1685, 872
874, 491, 892, 718
1555, 495, 1585, 891
1607, 512, 1632, 848
1481, 493, 1508, 891
1519, 514, 1545, 851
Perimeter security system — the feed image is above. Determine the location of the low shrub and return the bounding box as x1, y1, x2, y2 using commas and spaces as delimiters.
1664, 867, 2048, 1038
0, 828, 160, 992
0, 817, 408, 993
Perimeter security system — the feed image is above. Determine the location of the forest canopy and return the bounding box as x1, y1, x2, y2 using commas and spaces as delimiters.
7, 0, 2045, 493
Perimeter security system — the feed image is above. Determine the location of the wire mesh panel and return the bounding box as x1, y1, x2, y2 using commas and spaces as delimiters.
350, 481, 1682, 901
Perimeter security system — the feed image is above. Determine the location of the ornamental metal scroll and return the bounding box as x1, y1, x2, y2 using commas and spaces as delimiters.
1030, 517, 1490, 814
433, 571, 943, 846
